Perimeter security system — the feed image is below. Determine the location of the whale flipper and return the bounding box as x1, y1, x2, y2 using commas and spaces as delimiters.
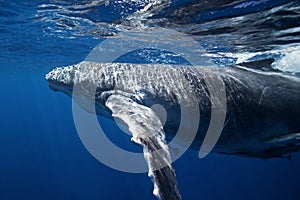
105, 94, 181, 200
265, 133, 300, 146
238, 58, 278, 72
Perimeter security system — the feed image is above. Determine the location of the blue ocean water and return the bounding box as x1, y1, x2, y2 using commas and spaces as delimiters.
1, 0, 300, 200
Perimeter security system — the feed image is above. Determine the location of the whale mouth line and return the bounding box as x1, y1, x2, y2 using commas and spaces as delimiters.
47, 79, 72, 93
47, 79, 59, 88
48, 82, 59, 92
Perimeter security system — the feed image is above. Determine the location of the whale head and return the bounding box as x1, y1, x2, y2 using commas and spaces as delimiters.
45, 65, 76, 96
46, 62, 115, 117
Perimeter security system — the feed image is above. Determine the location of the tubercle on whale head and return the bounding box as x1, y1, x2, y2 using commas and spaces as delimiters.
45, 65, 77, 95
45, 62, 115, 95
45, 62, 115, 117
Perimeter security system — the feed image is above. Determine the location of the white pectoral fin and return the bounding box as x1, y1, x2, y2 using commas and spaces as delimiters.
105, 94, 165, 142
105, 94, 181, 200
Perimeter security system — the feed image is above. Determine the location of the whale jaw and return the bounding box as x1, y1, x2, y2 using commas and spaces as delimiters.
45, 65, 76, 95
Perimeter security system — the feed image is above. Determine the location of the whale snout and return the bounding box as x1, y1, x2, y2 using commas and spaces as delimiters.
45, 65, 76, 94
46, 66, 75, 84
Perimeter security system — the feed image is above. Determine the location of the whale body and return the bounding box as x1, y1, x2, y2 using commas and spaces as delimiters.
46, 60, 300, 157
46, 60, 300, 200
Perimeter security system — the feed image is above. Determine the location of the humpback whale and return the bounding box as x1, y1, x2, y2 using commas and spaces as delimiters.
46, 60, 300, 200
